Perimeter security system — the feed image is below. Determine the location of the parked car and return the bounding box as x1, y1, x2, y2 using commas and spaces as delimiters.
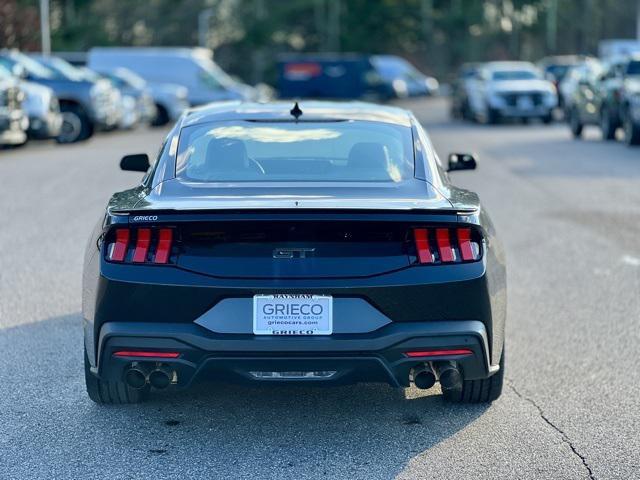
450, 62, 481, 120
20, 80, 62, 140
94, 68, 156, 126
466, 61, 557, 124
0, 50, 118, 143
82, 100, 506, 405
557, 58, 601, 115
88, 47, 255, 106
0, 64, 28, 146
537, 55, 586, 109
277, 53, 400, 100
370, 55, 439, 97
598, 55, 640, 145
30, 54, 122, 135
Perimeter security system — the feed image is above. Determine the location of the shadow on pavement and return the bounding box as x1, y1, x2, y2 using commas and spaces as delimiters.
0, 313, 490, 479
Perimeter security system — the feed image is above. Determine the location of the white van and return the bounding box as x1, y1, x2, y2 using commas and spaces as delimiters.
88, 47, 255, 106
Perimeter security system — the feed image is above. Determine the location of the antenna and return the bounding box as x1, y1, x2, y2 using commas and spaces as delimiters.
290, 102, 303, 120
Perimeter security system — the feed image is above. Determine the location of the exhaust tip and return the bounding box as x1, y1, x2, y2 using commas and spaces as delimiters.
148, 368, 173, 390
124, 368, 147, 389
414, 370, 436, 390
435, 362, 463, 390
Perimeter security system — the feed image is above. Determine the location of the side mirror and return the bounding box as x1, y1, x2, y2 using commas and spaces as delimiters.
447, 153, 477, 172
120, 153, 150, 172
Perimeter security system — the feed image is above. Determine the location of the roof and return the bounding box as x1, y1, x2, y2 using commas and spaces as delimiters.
181, 101, 413, 128
483, 61, 538, 71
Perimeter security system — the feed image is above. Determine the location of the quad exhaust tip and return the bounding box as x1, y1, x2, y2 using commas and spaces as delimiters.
124, 363, 176, 390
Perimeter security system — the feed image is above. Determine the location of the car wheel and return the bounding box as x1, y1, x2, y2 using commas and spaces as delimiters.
56, 105, 92, 143
151, 104, 170, 127
84, 346, 148, 404
442, 348, 504, 403
487, 108, 501, 125
541, 113, 553, 124
624, 116, 640, 146
600, 106, 617, 140
569, 108, 583, 138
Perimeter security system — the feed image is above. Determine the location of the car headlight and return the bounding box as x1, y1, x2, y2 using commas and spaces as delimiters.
392, 79, 408, 97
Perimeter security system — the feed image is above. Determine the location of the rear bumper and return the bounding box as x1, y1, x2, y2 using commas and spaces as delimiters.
94, 320, 497, 388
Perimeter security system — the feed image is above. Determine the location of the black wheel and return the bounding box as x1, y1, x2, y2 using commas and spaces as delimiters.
151, 104, 170, 127
569, 108, 583, 138
84, 346, 148, 404
56, 104, 92, 143
541, 113, 553, 124
487, 107, 501, 125
600, 106, 618, 140
442, 348, 505, 403
623, 115, 640, 146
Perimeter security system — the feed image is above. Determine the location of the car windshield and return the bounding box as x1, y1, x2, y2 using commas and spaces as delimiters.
176, 121, 414, 183
491, 70, 539, 81
9, 52, 55, 79
37, 57, 86, 81
627, 61, 640, 75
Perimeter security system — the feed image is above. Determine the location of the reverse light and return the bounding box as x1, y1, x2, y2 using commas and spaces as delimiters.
405, 349, 473, 358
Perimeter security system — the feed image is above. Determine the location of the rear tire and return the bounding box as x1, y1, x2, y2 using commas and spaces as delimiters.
442, 349, 504, 403
569, 108, 583, 138
600, 106, 618, 140
84, 347, 148, 404
541, 113, 553, 125
487, 107, 501, 125
623, 115, 640, 146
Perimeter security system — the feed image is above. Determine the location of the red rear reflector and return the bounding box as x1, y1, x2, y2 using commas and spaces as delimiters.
413, 229, 433, 264
110, 228, 130, 262
132, 228, 151, 263
154, 228, 173, 264
405, 349, 473, 357
457, 228, 476, 261
436, 228, 454, 262
113, 351, 180, 358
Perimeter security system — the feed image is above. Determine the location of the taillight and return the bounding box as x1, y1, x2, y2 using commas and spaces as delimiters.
106, 227, 175, 264
413, 227, 481, 264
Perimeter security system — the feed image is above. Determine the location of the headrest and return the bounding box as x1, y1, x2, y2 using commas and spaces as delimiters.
347, 142, 389, 172
204, 138, 248, 174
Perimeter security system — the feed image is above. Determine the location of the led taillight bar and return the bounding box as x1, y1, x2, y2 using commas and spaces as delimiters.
113, 351, 180, 358
413, 227, 481, 264
132, 228, 151, 263
107, 227, 174, 264
154, 228, 173, 264
405, 349, 473, 358
110, 229, 130, 262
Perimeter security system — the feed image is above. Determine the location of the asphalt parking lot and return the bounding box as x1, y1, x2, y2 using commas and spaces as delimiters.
1, 97, 638, 479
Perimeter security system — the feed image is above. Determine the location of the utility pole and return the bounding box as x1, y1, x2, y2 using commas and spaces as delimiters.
637, 0, 640, 40
546, 0, 557, 54
39, 0, 51, 55
327, 0, 341, 52
198, 8, 214, 48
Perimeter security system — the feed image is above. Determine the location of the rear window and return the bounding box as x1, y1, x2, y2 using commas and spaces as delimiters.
176, 121, 414, 182
491, 70, 539, 81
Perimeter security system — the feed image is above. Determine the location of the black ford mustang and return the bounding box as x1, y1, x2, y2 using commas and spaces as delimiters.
82, 101, 506, 404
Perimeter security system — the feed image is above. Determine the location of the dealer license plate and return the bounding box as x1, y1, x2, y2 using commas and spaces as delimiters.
253, 294, 333, 335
